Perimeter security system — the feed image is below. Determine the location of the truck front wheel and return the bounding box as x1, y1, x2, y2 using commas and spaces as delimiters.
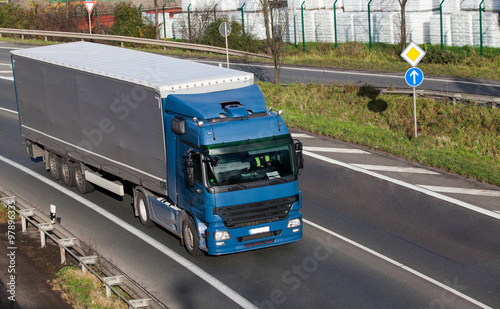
48, 152, 62, 180
182, 217, 200, 256
137, 192, 154, 228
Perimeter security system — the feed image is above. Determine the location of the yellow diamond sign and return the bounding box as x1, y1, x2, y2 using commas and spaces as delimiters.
401, 42, 426, 67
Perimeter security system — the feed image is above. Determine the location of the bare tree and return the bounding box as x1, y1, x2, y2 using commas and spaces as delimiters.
259, 0, 272, 55
397, 0, 408, 52
268, 1, 289, 84
154, 0, 160, 40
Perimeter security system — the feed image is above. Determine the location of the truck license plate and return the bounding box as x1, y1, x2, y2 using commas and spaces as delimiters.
250, 226, 270, 235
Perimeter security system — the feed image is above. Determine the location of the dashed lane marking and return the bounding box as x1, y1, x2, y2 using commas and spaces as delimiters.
417, 185, 500, 198
303, 150, 500, 221
351, 164, 440, 175
0, 107, 17, 114
304, 146, 370, 154
291, 133, 315, 139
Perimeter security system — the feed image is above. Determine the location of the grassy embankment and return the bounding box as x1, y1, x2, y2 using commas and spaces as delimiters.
259, 82, 500, 186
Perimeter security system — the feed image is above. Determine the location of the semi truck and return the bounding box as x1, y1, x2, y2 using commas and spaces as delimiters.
11, 41, 303, 256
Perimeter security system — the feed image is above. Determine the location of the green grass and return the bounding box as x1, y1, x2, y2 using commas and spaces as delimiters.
54, 266, 127, 309
260, 82, 500, 186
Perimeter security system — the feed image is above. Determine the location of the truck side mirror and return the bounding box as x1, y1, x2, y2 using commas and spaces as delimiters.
172, 117, 186, 135
294, 140, 304, 171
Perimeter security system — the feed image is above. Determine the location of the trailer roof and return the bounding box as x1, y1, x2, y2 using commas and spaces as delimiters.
11, 41, 254, 97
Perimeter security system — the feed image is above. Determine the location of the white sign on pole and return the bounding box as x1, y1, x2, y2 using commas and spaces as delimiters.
84, 1, 96, 34
219, 22, 231, 69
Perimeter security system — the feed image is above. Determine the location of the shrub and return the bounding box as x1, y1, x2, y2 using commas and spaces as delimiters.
0, 4, 25, 29
109, 3, 154, 38
200, 18, 263, 53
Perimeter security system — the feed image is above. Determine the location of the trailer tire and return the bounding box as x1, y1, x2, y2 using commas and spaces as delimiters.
182, 216, 200, 256
48, 152, 62, 180
61, 158, 76, 187
137, 192, 154, 228
75, 164, 95, 194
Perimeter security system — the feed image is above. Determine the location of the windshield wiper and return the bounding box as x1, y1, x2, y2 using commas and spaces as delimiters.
269, 177, 289, 185
227, 183, 249, 191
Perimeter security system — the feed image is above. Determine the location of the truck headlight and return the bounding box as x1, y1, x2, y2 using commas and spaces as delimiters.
214, 231, 231, 241
287, 218, 301, 229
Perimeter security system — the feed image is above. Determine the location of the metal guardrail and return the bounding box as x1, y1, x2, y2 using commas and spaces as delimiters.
381, 88, 500, 109
0, 185, 166, 309
0, 28, 272, 59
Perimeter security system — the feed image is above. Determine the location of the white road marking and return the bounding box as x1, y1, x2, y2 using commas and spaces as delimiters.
304, 219, 493, 309
0, 71, 12, 73
0, 155, 258, 309
0, 76, 13, 81
291, 133, 315, 139
304, 146, 370, 154
351, 164, 440, 175
0, 107, 17, 114
418, 185, 500, 198
303, 150, 500, 221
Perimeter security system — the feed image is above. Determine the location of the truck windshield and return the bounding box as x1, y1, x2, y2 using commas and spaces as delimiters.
204, 135, 295, 187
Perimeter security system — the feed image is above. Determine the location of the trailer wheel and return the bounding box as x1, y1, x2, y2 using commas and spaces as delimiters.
182, 216, 200, 256
61, 158, 75, 187
137, 192, 154, 228
75, 164, 95, 194
48, 152, 62, 180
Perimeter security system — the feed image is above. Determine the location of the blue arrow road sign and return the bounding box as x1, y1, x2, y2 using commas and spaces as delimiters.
405, 67, 424, 87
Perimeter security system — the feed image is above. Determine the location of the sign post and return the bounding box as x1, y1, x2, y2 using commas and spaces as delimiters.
219, 22, 231, 69
401, 42, 426, 138
84, 0, 96, 34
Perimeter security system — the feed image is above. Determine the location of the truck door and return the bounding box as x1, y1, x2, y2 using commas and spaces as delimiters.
177, 142, 205, 219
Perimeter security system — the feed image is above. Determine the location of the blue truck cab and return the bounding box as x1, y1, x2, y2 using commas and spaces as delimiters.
162, 84, 303, 255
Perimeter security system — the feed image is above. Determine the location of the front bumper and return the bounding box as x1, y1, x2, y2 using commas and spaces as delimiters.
205, 212, 302, 255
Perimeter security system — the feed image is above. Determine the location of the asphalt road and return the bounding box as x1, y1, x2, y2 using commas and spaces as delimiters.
0, 41, 499, 309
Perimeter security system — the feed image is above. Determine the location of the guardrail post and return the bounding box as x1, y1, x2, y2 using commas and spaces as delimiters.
103, 276, 124, 298
18, 208, 34, 232
38, 223, 54, 248
79, 255, 98, 273
59, 238, 78, 264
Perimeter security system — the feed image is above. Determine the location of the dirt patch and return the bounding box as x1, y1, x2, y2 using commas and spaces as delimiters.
0, 221, 74, 308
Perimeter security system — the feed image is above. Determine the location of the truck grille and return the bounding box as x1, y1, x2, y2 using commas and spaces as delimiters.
213, 195, 298, 228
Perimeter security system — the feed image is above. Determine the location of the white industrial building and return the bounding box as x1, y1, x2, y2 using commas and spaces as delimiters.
147, 0, 500, 47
